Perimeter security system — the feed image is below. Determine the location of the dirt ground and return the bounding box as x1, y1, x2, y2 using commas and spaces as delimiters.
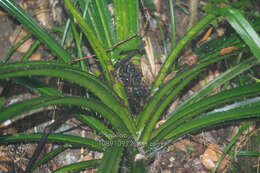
0, 0, 259, 173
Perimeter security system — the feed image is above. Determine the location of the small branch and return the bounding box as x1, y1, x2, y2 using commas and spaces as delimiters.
188, 0, 199, 30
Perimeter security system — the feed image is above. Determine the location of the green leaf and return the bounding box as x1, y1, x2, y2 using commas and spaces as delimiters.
153, 83, 260, 140
212, 122, 252, 173
53, 159, 101, 173
76, 114, 115, 140
164, 98, 260, 140
0, 0, 72, 62
69, 14, 86, 70
215, 6, 260, 59
169, 56, 257, 118
139, 70, 201, 143
13, 77, 115, 140
0, 97, 4, 109
4, 33, 32, 63
150, 57, 259, 144
237, 151, 260, 157
142, 0, 156, 12
0, 61, 136, 137
13, 77, 63, 96
65, 0, 129, 106
94, 0, 117, 48
152, 14, 216, 91
79, 0, 119, 62
79, 0, 116, 49
137, 50, 241, 133
64, 0, 115, 85
30, 144, 72, 173
113, 0, 140, 52
97, 138, 124, 173
0, 133, 105, 151
0, 96, 128, 134
21, 40, 41, 62
169, 0, 176, 49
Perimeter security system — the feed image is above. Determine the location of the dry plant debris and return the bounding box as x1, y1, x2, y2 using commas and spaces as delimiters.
201, 143, 229, 171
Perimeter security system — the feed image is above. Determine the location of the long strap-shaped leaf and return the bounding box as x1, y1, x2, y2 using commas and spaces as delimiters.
146, 99, 260, 151
137, 51, 239, 132
169, 57, 258, 117
64, 0, 114, 85
0, 0, 72, 62
97, 138, 124, 173
150, 83, 260, 144
212, 122, 252, 173
0, 133, 105, 151
150, 57, 258, 144
151, 14, 216, 91
78, 0, 116, 50
0, 61, 136, 137
139, 71, 201, 142
13, 77, 64, 96
0, 61, 118, 104
13, 77, 115, 140
1, 62, 120, 92
0, 96, 128, 134
64, 0, 129, 106
30, 144, 72, 173
113, 0, 140, 52
94, 0, 117, 49
164, 98, 260, 140
76, 114, 115, 140
53, 159, 101, 173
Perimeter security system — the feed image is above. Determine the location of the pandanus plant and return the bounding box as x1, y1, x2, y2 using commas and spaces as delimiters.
0, 0, 260, 172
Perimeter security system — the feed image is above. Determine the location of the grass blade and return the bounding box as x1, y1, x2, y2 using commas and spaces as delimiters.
95, 0, 117, 48
30, 144, 72, 173
237, 151, 260, 157
21, 40, 41, 61
4, 33, 32, 63
212, 122, 252, 173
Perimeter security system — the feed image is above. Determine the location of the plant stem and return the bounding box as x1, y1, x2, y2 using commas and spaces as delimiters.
187, 0, 199, 30
169, 0, 176, 50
